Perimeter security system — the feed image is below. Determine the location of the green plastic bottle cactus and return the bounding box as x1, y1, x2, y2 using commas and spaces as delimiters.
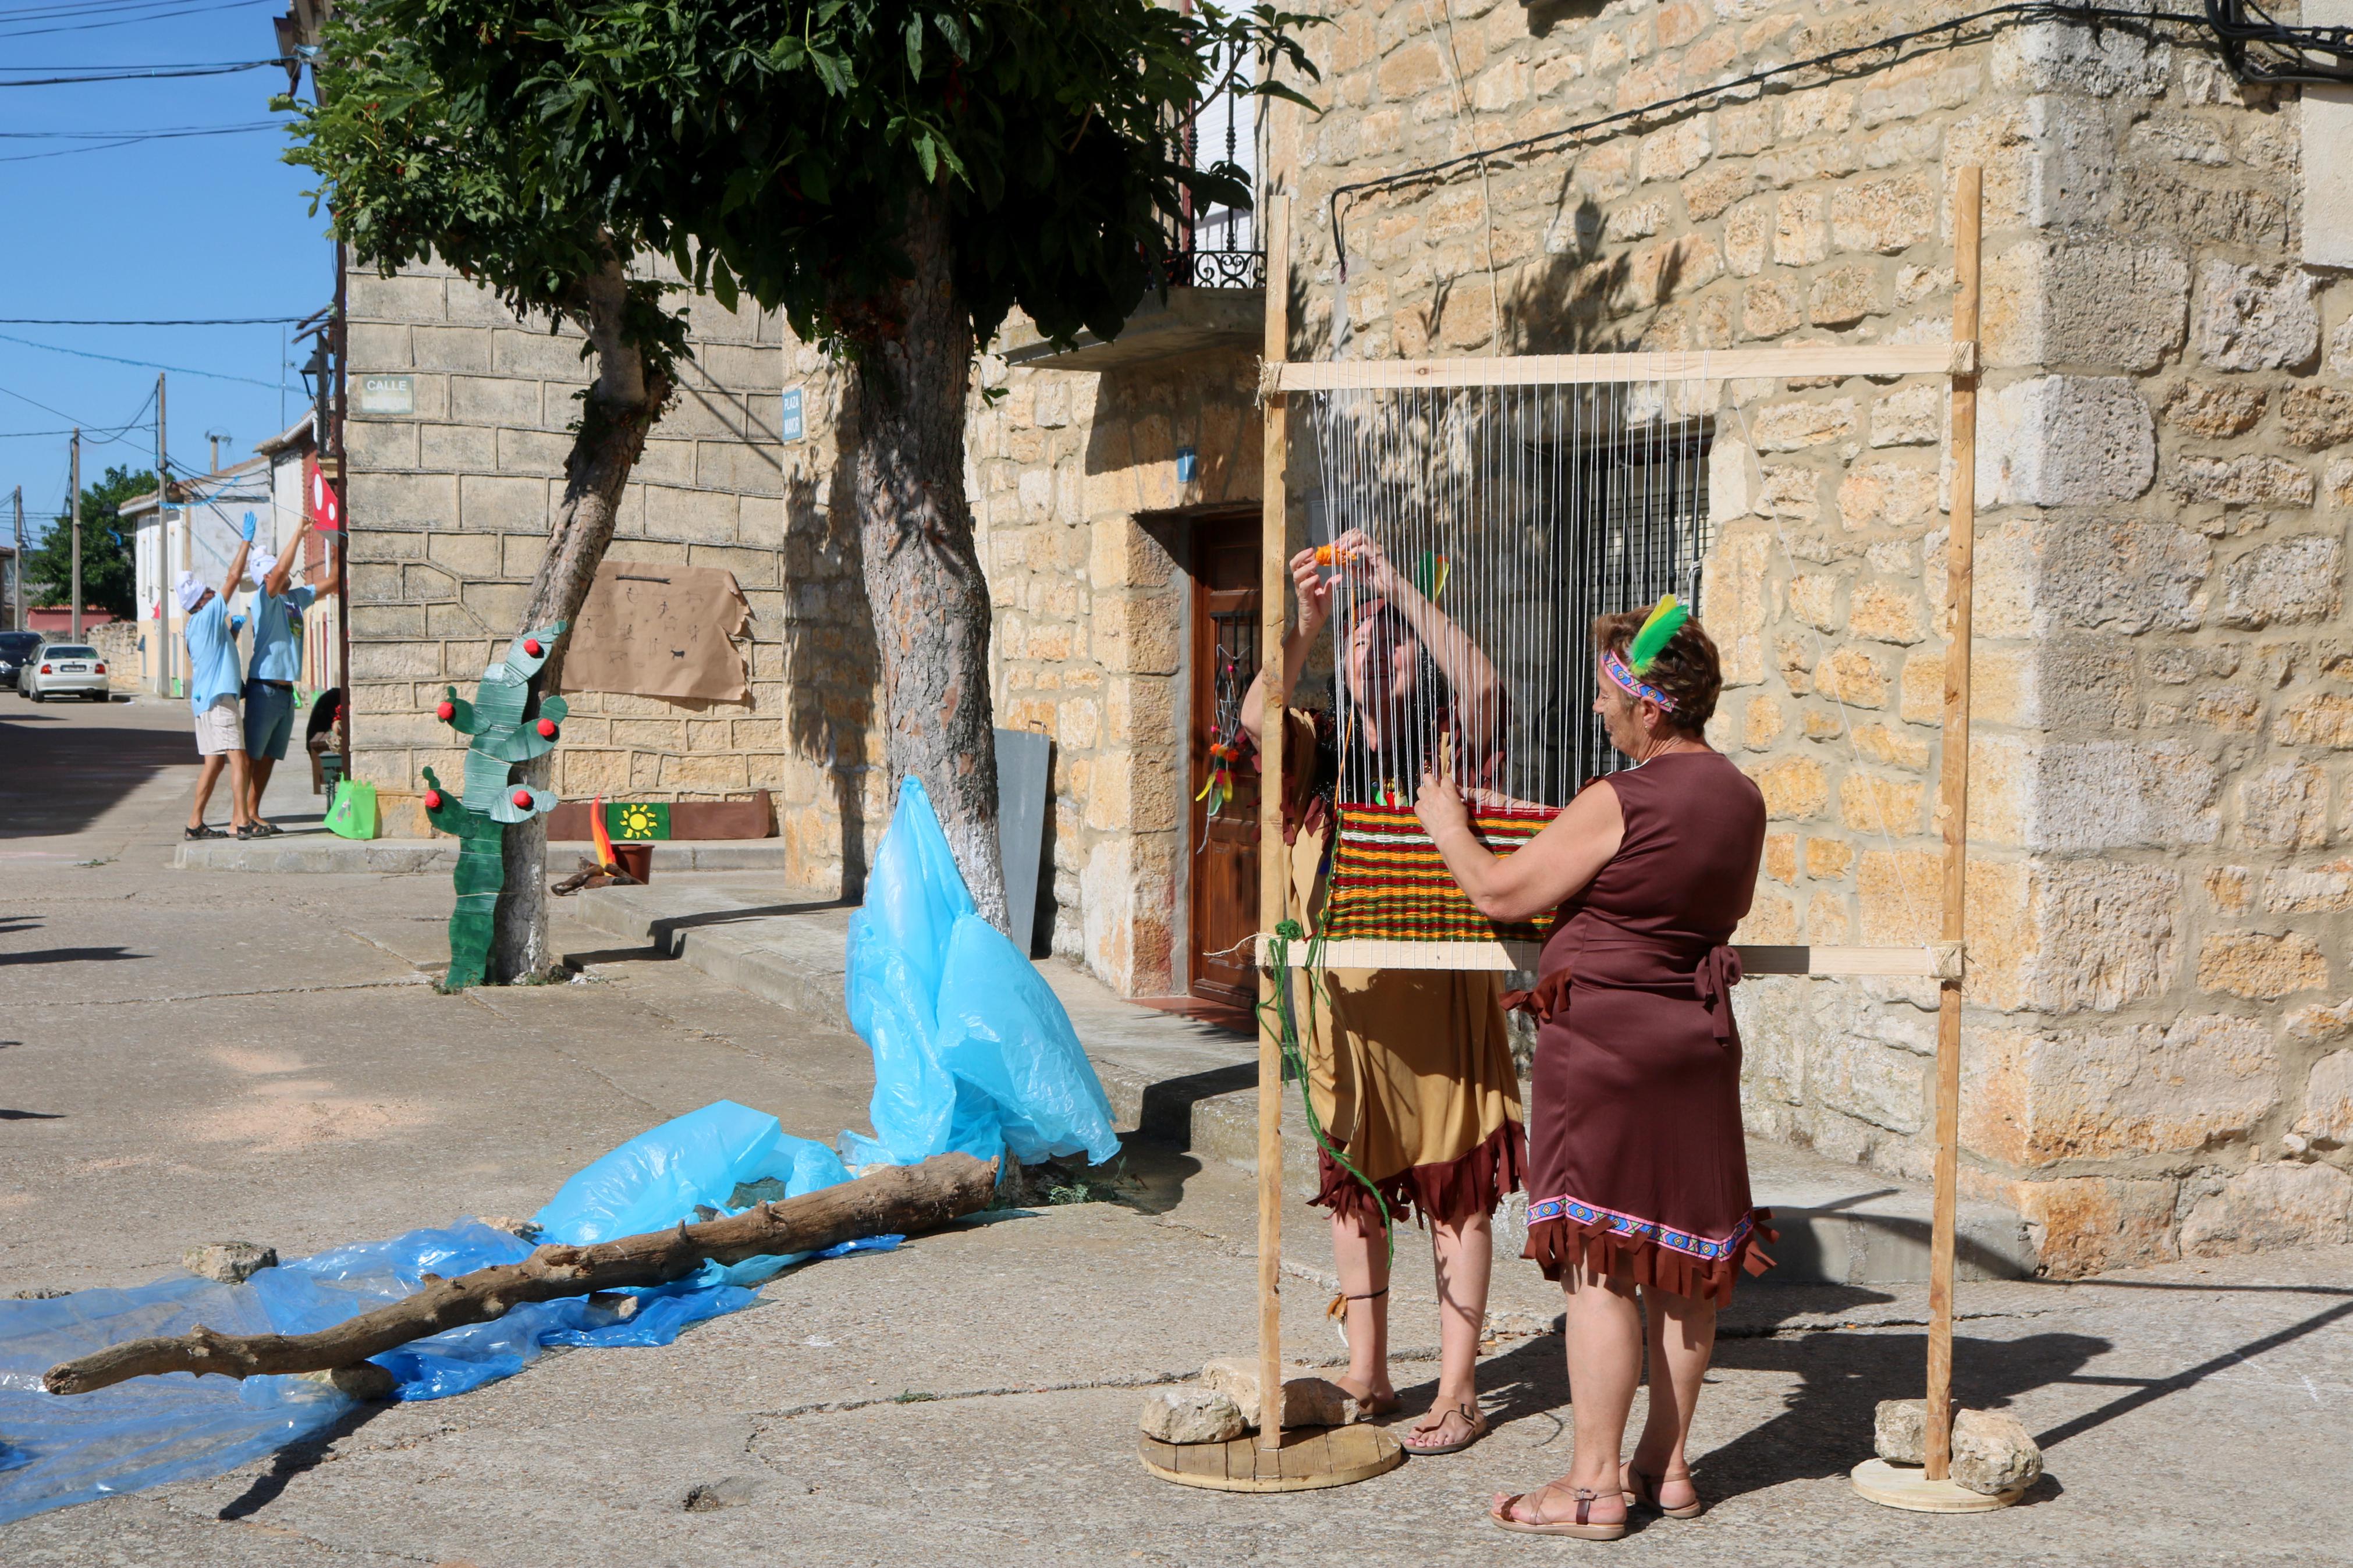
421, 621, 568, 991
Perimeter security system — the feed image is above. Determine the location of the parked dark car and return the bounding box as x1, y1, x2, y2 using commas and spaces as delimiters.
0, 630, 38, 689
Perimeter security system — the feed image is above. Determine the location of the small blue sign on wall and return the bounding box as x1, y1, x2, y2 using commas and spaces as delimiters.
779, 386, 805, 442
1176, 445, 1197, 483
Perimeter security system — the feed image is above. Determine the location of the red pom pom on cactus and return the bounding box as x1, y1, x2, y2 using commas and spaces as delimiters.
537, 718, 558, 739
423, 788, 443, 811
436, 699, 455, 722
511, 788, 533, 809
523, 638, 543, 657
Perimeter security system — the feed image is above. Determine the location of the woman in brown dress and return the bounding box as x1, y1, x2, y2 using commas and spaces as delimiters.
1238, 529, 1525, 1456
1415, 603, 1770, 1538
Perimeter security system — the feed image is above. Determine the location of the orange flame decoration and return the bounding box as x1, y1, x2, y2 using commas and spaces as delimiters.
590, 796, 617, 873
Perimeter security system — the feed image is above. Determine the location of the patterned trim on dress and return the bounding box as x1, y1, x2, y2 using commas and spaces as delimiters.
1526, 1193, 1756, 1263
1600, 647, 1679, 712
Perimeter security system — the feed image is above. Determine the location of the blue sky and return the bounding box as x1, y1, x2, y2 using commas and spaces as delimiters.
0, 1, 328, 545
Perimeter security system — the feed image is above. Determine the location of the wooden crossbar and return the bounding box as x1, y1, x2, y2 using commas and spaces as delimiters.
1258, 937, 1961, 979
1266, 342, 1961, 393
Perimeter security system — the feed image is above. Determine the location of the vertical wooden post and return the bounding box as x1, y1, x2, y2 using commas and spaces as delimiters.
1255, 192, 1293, 1453
1925, 165, 1982, 1483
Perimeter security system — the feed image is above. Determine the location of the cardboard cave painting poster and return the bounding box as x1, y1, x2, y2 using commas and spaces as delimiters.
566, 561, 752, 703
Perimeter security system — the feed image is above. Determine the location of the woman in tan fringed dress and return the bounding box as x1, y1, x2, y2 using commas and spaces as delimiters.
1417, 604, 1770, 1538
1237, 529, 1524, 1457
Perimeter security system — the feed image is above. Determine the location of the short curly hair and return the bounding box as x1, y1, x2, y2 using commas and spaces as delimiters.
1591, 607, 1724, 733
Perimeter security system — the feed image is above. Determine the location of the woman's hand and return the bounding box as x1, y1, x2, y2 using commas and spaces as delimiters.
1415, 768, 1471, 842
1289, 546, 1333, 630
1326, 528, 1396, 597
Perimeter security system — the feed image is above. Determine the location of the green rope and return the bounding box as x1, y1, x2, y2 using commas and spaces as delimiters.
1259, 917, 1396, 1266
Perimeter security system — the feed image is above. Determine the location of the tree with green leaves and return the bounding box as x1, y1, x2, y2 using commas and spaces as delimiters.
289, 1, 1314, 980
24, 464, 147, 621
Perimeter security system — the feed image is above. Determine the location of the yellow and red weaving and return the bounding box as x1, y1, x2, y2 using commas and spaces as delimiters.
1322, 802, 1560, 945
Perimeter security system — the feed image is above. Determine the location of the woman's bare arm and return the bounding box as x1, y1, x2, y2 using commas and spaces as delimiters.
1414, 770, 1623, 923
1238, 545, 1330, 745
1339, 531, 1504, 756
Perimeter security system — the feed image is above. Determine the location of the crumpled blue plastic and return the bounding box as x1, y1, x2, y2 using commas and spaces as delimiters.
841, 776, 1119, 1170
0, 1102, 893, 1524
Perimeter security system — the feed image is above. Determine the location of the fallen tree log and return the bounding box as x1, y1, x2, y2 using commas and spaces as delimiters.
45, 1152, 996, 1397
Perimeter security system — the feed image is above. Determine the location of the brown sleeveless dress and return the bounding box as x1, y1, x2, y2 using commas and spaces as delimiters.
1521, 749, 1775, 1304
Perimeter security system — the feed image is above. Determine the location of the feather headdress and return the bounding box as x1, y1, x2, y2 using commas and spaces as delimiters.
1628, 594, 1689, 674
1600, 595, 1691, 710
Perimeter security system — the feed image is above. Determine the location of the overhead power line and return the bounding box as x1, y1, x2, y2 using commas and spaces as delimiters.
0, 121, 283, 138
0, 331, 285, 390
0, 123, 283, 162
0, 59, 286, 88
0, 0, 268, 42
0, 315, 306, 326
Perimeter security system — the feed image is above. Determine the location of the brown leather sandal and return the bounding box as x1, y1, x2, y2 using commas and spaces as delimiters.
1404, 1399, 1489, 1456
1621, 1462, 1703, 1519
1490, 1481, 1628, 1539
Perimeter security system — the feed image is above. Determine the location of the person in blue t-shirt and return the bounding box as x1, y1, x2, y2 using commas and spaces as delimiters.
239, 513, 338, 834
179, 516, 257, 840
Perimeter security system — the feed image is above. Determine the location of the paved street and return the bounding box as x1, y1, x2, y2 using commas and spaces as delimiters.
2, 697, 2349, 1566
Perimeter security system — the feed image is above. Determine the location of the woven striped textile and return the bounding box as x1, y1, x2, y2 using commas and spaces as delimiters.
1322, 802, 1560, 945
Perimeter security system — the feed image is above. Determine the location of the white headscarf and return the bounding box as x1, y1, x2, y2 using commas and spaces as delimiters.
173, 570, 208, 614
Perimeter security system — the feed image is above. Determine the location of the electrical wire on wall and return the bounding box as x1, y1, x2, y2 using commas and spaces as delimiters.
1327, 3, 2219, 282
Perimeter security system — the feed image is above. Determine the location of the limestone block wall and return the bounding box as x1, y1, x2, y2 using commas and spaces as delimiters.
341, 258, 874, 879
1271, 0, 2351, 1268
970, 347, 1264, 991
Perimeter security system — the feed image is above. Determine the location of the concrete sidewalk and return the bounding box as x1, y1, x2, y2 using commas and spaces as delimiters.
5, 699, 2350, 1566
565, 877, 2039, 1289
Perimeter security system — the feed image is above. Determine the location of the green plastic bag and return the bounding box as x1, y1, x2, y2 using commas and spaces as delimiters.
324, 779, 378, 841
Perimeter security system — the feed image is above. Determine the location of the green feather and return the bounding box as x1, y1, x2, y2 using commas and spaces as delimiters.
1628, 595, 1688, 673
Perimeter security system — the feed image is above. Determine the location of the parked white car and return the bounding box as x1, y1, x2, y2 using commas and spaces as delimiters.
16, 643, 110, 702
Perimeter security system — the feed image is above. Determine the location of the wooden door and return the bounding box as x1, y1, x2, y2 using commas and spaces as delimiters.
1188, 511, 1262, 1008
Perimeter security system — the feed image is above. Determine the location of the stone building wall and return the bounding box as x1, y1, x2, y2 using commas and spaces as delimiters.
340, 259, 875, 881
1243, 0, 2352, 1269
968, 348, 1265, 990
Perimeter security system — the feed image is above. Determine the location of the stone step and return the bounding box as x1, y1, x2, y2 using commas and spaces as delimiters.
566, 879, 2039, 1285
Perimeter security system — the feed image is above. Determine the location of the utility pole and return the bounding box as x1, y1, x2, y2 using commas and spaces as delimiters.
157, 373, 171, 695
210, 433, 221, 473
69, 429, 81, 642
10, 486, 21, 631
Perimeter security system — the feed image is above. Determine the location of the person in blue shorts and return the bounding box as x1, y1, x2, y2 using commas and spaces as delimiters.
239, 511, 338, 834
179, 518, 256, 841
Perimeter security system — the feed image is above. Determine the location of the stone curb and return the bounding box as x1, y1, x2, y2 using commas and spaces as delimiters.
568, 885, 2039, 1285
175, 834, 793, 874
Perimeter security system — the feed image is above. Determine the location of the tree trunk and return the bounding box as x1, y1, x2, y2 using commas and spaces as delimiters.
44, 1153, 996, 1396
850, 186, 1009, 931
489, 253, 676, 983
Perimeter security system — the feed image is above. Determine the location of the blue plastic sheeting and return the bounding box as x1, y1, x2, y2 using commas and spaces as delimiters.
0, 1103, 895, 1525
842, 776, 1119, 1171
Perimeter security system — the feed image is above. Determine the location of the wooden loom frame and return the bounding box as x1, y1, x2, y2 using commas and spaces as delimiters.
1230, 169, 1994, 1503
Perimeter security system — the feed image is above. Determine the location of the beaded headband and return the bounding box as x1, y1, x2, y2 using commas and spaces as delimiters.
1600, 646, 1678, 711
1600, 595, 1692, 711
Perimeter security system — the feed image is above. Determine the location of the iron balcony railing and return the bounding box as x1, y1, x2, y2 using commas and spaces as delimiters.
1162, 35, 1263, 291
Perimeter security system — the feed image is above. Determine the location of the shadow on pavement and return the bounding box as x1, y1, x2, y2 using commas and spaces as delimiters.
213, 1403, 392, 1521
1457, 1315, 2113, 1509
0, 716, 193, 838
0, 945, 144, 967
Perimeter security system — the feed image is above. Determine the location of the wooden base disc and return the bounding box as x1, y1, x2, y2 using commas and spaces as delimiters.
1850, 1458, 2027, 1512
1141, 1424, 1406, 1493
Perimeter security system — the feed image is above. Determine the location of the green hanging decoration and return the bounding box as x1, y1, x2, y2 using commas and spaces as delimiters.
420, 622, 569, 992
